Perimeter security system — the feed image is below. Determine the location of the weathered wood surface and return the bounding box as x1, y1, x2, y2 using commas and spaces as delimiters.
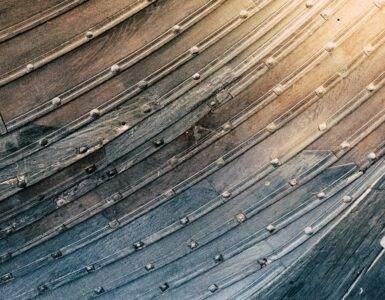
0, 0, 384, 299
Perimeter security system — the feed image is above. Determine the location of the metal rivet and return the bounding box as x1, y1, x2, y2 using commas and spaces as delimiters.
340, 141, 350, 150
51, 250, 63, 259
108, 219, 119, 229
169, 156, 178, 165
110, 64, 120, 74
111, 192, 122, 202
265, 57, 277, 68
239, 10, 249, 19
51, 97, 61, 107
192, 73, 201, 80
78, 146, 88, 154
321, 8, 332, 20
180, 216, 189, 225
318, 122, 327, 131
106, 168, 118, 177
367, 152, 376, 160
145, 262, 154, 271
208, 284, 218, 293
171, 25, 181, 34
56, 198, 68, 207
221, 191, 231, 198
138, 80, 147, 89
0, 273, 13, 283
94, 287, 105, 295
258, 258, 268, 267
266, 122, 277, 132
270, 158, 281, 167
133, 241, 144, 250
364, 44, 375, 56
209, 100, 217, 107
37, 284, 48, 293
189, 46, 200, 55
159, 283, 169, 292
306, 0, 314, 8
315, 86, 327, 97
266, 224, 276, 233
342, 195, 352, 203
304, 226, 313, 235
85, 164, 96, 174
142, 104, 152, 113
188, 240, 198, 249
235, 212, 246, 223
289, 179, 298, 186
153, 139, 164, 147
366, 83, 377, 92
222, 122, 232, 131
214, 254, 223, 263
85, 31, 94, 39
380, 236, 385, 248
39, 138, 48, 147
17, 176, 27, 188
265, 181, 271, 186
216, 158, 225, 166
85, 265, 95, 273
26, 63, 34, 72
273, 84, 284, 95
316, 191, 326, 199
89, 108, 100, 118
325, 42, 336, 52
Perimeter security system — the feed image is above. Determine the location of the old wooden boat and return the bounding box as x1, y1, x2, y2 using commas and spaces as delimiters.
0, 0, 384, 299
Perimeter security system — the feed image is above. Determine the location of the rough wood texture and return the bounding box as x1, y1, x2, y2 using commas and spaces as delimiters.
0, 0, 384, 299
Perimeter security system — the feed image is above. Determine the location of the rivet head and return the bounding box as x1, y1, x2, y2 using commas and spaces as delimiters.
316, 191, 326, 199
145, 262, 154, 271
221, 191, 231, 198
273, 84, 284, 95
192, 73, 201, 80
78, 146, 88, 154
239, 10, 249, 19
364, 44, 375, 56
270, 158, 281, 167
340, 141, 351, 150
222, 122, 232, 131
106, 168, 117, 177
318, 122, 327, 131
85, 164, 96, 174
266, 224, 276, 233
380, 236, 385, 248
85, 31, 94, 39
108, 219, 119, 229
208, 284, 218, 293
258, 258, 268, 267
172, 25, 181, 34
304, 226, 313, 235
315, 86, 327, 97
85, 265, 95, 272
0, 273, 13, 283
366, 83, 377, 92
111, 192, 122, 202
321, 8, 332, 20
37, 284, 48, 293
89, 108, 100, 118
137, 80, 147, 89
306, 0, 314, 8
133, 241, 144, 250
367, 152, 377, 160
235, 212, 246, 223
214, 254, 223, 263
188, 239, 198, 249
56, 198, 68, 208
94, 286, 105, 295
168, 156, 178, 165
110, 64, 120, 74
209, 100, 217, 107
51, 250, 63, 259
153, 139, 164, 147
17, 176, 27, 188
266, 122, 277, 132
159, 283, 169, 292
289, 179, 298, 186
26, 63, 34, 72
265, 57, 277, 68
216, 157, 225, 166
51, 97, 61, 107
180, 216, 189, 225
142, 103, 152, 113
342, 195, 352, 203
325, 42, 336, 52
189, 46, 200, 55
39, 138, 48, 147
